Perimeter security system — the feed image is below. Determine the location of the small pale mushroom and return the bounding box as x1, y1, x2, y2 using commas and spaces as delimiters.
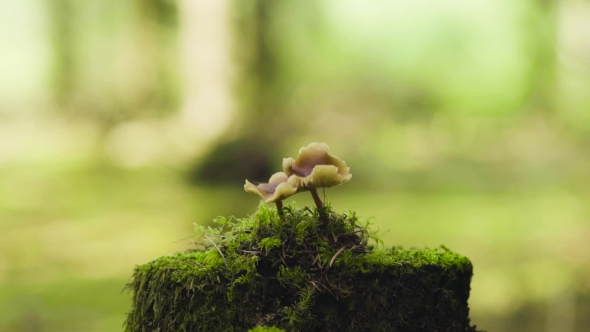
244, 172, 298, 216
282, 142, 352, 209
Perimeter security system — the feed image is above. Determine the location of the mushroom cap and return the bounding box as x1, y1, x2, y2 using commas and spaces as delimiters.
244, 172, 298, 203
282, 142, 352, 190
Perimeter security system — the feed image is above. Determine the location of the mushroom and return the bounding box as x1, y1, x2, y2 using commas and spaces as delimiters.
244, 172, 298, 217
283, 142, 352, 209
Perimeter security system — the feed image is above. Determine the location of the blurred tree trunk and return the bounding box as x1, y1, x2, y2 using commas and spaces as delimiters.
529, 0, 558, 114
189, 0, 288, 184
232, 0, 308, 141
131, 0, 181, 119
47, 0, 76, 113
176, 0, 234, 141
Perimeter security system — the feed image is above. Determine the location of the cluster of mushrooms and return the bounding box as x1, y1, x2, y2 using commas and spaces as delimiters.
244, 142, 352, 217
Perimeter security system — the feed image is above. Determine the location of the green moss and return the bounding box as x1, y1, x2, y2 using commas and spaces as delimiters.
125, 204, 480, 332
247, 327, 285, 332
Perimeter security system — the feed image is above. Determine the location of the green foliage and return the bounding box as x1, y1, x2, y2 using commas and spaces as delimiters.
259, 237, 282, 252
284, 286, 315, 325
277, 265, 306, 289
125, 203, 479, 331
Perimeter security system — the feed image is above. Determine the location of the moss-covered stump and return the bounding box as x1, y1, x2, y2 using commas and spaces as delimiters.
125, 205, 479, 332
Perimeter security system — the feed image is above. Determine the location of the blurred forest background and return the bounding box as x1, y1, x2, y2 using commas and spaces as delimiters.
1, 0, 590, 331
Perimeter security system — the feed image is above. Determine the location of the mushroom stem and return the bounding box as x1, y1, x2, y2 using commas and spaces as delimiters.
275, 200, 284, 217
310, 188, 324, 209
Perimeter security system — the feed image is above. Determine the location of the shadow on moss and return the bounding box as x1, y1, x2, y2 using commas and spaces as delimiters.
124, 204, 481, 331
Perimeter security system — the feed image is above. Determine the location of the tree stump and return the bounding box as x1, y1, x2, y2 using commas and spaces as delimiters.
124, 205, 479, 332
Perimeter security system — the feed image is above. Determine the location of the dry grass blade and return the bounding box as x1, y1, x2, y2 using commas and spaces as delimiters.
329, 247, 346, 267
336, 230, 365, 238
203, 234, 228, 267
311, 254, 320, 266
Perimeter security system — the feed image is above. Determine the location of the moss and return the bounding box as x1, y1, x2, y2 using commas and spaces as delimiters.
125, 204, 480, 332
247, 327, 285, 332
